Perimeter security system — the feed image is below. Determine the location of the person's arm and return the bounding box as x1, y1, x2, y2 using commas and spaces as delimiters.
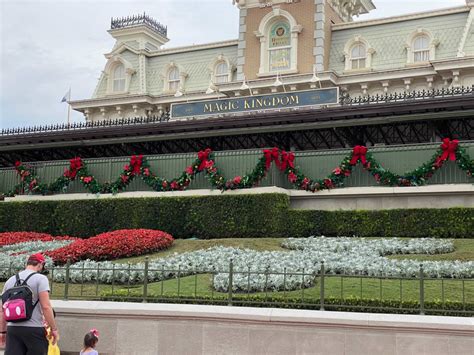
0, 308, 6, 347
1, 283, 8, 346
39, 291, 59, 344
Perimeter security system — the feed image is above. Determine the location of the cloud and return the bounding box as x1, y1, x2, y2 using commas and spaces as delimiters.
0, 0, 466, 129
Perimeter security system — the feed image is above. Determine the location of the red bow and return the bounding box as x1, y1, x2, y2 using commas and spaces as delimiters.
349, 146, 368, 166
439, 138, 459, 162
67, 157, 83, 179
263, 147, 280, 170
130, 155, 143, 175
197, 148, 212, 171
280, 151, 295, 171
90, 328, 99, 338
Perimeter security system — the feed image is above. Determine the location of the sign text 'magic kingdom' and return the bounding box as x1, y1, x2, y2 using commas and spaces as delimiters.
170, 87, 338, 118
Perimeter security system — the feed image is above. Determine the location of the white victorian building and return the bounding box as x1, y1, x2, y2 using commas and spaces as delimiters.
70, 0, 474, 122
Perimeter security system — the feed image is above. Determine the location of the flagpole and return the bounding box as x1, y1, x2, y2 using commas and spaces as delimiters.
67, 88, 71, 126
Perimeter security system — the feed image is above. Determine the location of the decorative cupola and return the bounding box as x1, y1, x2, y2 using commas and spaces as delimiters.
108, 13, 169, 51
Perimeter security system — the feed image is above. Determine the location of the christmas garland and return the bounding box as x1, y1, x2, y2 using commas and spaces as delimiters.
6, 139, 473, 197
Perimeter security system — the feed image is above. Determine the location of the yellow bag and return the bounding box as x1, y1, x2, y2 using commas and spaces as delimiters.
48, 342, 60, 355
46, 327, 60, 355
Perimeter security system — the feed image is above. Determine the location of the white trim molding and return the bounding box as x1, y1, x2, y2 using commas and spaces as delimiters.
255, 7, 302, 76
333, 6, 469, 30
104, 55, 136, 95
457, 7, 474, 57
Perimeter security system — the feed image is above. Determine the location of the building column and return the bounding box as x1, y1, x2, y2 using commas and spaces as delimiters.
313, 0, 326, 73
236, 8, 247, 81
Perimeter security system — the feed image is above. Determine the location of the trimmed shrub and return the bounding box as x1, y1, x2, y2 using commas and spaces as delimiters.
0, 201, 57, 233
0, 194, 473, 238
284, 209, 474, 238
100, 291, 473, 317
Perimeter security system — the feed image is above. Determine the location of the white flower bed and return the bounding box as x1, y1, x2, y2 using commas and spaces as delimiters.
0, 240, 71, 279
51, 237, 473, 291
1, 237, 472, 292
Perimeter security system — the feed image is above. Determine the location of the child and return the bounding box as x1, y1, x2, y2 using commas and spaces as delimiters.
80, 329, 99, 355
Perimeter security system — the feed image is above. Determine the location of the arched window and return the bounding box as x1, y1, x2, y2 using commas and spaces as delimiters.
214, 62, 229, 83
350, 43, 366, 70
168, 67, 180, 91
406, 29, 438, 64
255, 9, 302, 76
113, 64, 126, 92
344, 36, 374, 71
413, 35, 430, 62
268, 21, 291, 72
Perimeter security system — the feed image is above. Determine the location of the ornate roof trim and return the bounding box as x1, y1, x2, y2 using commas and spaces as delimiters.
150, 40, 238, 56
333, 6, 469, 30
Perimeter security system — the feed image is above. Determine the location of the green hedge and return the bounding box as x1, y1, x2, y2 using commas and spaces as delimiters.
100, 291, 473, 317
287, 209, 474, 238
0, 194, 289, 238
0, 194, 473, 238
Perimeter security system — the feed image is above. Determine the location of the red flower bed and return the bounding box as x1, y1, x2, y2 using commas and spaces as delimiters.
0, 232, 74, 247
46, 229, 174, 264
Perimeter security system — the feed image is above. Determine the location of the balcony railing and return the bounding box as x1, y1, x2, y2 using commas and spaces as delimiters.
110, 13, 167, 38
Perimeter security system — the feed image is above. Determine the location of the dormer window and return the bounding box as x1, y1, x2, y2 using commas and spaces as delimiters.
113, 64, 126, 92
413, 35, 430, 62
344, 36, 374, 72
104, 56, 135, 95
215, 62, 229, 83
406, 29, 438, 64
350, 43, 366, 70
168, 67, 180, 91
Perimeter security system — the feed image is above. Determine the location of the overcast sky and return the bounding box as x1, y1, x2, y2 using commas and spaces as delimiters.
0, 0, 467, 129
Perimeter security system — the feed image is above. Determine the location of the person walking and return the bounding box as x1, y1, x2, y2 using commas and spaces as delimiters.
0, 253, 59, 355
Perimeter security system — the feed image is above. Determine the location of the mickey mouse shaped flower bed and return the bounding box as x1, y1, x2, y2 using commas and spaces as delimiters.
46, 229, 174, 264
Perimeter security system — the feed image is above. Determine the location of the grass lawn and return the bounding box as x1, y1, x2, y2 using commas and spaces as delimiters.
111, 273, 473, 304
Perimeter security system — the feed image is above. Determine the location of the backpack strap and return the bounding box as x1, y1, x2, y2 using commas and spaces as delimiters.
23, 272, 41, 308
21, 272, 39, 285
14, 272, 41, 309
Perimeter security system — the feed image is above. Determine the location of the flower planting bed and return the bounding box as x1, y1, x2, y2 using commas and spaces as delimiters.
1, 233, 471, 293
0, 232, 74, 247
0, 230, 174, 278
67, 237, 471, 291
46, 229, 174, 264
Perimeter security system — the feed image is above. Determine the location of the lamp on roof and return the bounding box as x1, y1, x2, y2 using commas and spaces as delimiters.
239, 76, 253, 95
206, 81, 218, 95
273, 72, 283, 87
310, 69, 322, 88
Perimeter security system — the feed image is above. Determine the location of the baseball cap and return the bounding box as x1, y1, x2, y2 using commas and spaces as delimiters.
28, 253, 46, 264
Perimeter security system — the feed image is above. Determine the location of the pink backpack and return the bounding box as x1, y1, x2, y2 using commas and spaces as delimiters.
2, 273, 39, 322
